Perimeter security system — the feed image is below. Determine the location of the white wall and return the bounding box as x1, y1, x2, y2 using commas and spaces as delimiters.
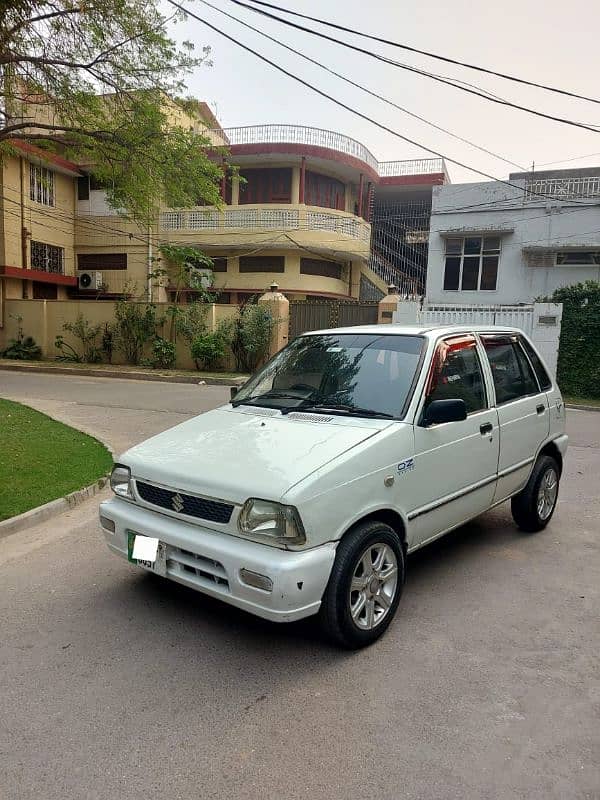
426, 179, 600, 304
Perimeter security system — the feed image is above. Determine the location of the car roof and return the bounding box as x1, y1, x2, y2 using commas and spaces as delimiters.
300, 323, 523, 338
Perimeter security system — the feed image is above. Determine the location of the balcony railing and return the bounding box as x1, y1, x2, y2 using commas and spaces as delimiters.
212, 125, 447, 178
160, 206, 371, 243
525, 176, 600, 201
378, 158, 446, 177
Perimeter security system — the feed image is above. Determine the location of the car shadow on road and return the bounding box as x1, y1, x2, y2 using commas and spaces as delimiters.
119, 502, 532, 659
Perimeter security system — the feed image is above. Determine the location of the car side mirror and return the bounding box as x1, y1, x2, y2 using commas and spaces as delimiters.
230, 386, 238, 401
423, 398, 467, 426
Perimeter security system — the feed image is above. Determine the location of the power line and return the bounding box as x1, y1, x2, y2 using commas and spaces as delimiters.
537, 151, 600, 167
242, 0, 600, 107
169, 0, 599, 205
228, 0, 600, 134
199, 0, 525, 170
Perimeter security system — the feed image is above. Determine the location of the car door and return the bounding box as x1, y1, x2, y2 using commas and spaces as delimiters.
409, 334, 500, 547
480, 333, 550, 503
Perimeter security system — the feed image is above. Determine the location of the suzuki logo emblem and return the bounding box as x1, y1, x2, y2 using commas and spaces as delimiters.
172, 493, 184, 513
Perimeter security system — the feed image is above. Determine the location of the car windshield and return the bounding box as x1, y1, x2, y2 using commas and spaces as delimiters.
232, 333, 425, 419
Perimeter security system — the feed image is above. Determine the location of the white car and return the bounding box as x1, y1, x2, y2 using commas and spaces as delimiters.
100, 325, 567, 648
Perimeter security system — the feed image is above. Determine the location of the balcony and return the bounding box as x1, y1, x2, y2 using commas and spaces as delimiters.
524, 175, 600, 202
213, 125, 448, 180
159, 204, 371, 258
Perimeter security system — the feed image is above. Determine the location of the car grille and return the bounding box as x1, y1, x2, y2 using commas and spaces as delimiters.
135, 481, 234, 524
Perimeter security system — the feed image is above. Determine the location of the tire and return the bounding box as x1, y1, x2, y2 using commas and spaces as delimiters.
318, 521, 405, 649
511, 454, 560, 533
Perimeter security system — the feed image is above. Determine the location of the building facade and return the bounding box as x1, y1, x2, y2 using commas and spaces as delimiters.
0, 115, 449, 310
426, 167, 600, 305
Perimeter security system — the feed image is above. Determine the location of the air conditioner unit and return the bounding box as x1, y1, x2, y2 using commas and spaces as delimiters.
79, 271, 103, 290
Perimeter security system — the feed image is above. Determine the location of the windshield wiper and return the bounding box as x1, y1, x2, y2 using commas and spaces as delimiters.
286, 403, 395, 420
232, 390, 311, 408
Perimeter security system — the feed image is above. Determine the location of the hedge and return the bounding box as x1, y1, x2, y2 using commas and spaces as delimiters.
549, 281, 600, 399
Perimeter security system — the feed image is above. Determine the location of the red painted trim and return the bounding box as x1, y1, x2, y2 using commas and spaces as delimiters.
366, 183, 374, 223
299, 156, 306, 204
379, 173, 446, 186
0, 265, 78, 286
228, 143, 380, 183
357, 173, 364, 217
10, 140, 82, 175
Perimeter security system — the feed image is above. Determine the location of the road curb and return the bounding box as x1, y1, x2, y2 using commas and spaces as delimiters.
566, 403, 600, 413
0, 361, 247, 386
0, 476, 110, 540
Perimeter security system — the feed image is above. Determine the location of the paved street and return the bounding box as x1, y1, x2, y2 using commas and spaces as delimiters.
1, 370, 599, 800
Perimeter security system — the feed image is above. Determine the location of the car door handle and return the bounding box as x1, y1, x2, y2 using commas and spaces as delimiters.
537, 404, 546, 414
480, 422, 493, 435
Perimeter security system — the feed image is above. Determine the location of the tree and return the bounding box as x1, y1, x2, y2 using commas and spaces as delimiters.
150, 243, 216, 342
0, 0, 224, 221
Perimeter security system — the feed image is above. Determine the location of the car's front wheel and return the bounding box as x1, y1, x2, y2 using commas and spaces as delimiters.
511, 454, 560, 532
318, 521, 405, 649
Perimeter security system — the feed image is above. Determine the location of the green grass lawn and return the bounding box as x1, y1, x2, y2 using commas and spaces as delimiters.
0, 399, 113, 521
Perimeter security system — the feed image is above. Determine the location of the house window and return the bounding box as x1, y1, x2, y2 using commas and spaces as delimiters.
78, 253, 127, 270
211, 258, 228, 272
305, 171, 345, 211
238, 168, 292, 204
30, 241, 64, 274
300, 258, 343, 279
29, 165, 55, 206
443, 236, 500, 291
239, 256, 285, 273
556, 251, 600, 266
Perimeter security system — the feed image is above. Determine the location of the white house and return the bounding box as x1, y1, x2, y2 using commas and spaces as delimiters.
425, 167, 600, 304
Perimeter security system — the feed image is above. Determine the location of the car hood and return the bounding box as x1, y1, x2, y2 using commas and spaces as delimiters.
121, 405, 388, 504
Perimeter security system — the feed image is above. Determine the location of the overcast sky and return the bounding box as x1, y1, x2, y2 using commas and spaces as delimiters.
167, 0, 600, 184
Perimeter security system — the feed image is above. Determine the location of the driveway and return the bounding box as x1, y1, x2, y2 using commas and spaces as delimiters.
1, 370, 599, 800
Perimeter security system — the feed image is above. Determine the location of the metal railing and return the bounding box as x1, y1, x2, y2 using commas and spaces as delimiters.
525, 176, 600, 201
378, 158, 446, 177
211, 125, 447, 178
160, 206, 371, 242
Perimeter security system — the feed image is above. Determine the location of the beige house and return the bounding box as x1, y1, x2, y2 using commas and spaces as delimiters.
1, 98, 449, 317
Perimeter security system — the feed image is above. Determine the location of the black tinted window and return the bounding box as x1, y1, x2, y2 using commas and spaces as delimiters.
482, 336, 540, 404
519, 337, 552, 390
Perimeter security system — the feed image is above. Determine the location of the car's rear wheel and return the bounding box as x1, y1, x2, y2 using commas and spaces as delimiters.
318, 521, 405, 649
511, 454, 560, 532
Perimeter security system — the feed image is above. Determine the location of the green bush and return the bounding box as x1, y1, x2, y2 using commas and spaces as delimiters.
547, 281, 600, 399
191, 331, 227, 370
227, 303, 275, 372
113, 300, 164, 365
1, 315, 42, 360
150, 337, 176, 369
55, 314, 103, 363
2, 335, 42, 361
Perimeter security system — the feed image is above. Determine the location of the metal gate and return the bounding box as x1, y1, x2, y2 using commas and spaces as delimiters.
289, 300, 379, 338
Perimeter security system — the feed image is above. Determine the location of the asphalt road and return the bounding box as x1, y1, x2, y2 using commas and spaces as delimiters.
1, 370, 599, 800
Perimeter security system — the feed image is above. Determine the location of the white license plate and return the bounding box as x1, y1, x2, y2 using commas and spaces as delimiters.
127, 531, 167, 577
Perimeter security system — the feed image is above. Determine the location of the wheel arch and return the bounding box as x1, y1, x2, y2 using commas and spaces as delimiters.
340, 508, 408, 550
538, 439, 563, 476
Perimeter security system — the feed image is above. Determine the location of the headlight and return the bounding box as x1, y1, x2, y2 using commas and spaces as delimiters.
110, 464, 133, 499
238, 499, 306, 546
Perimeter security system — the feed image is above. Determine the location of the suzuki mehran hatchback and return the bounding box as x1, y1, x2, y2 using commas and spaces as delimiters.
100, 325, 567, 648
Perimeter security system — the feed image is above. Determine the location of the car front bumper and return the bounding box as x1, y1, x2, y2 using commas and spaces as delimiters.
99, 498, 336, 623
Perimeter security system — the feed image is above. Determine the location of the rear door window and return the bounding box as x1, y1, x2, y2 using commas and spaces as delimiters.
519, 337, 552, 390
482, 336, 540, 404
